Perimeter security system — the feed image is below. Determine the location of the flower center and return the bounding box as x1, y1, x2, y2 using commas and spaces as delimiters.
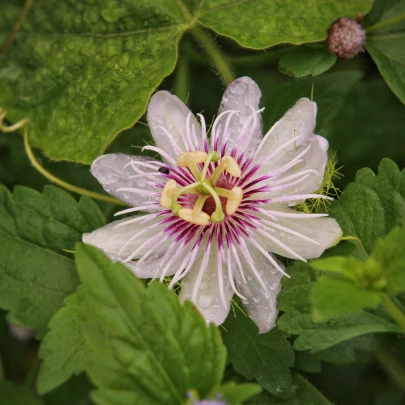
159, 151, 243, 226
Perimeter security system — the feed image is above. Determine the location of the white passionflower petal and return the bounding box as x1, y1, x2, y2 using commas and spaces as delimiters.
84, 77, 342, 333
217, 76, 263, 155
255, 205, 342, 259
180, 244, 233, 326
147, 91, 202, 161
233, 245, 283, 333
91, 153, 163, 208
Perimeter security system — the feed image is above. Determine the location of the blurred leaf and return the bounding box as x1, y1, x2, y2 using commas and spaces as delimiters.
0, 185, 105, 332
294, 351, 321, 374
364, 0, 405, 104
372, 227, 405, 294
278, 46, 337, 77
222, 313, 294, 398
220, 381, 262, 405
0, 379, 44, 405
248, 373, 332, 405
312, 276, 382, 322
37, 294, 90, 395
74, 243, 226, 405
0, 0, 373, 163
277, 262, 401, 353
311, 227, 405, 321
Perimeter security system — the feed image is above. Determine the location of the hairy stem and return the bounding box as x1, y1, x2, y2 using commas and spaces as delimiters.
2, 0, 34, 55
191, 25, 235, 85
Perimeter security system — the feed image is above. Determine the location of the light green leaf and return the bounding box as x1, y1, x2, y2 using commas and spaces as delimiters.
222, 313, 294, 398
278, 46, 337, 77
37, 294, 91, 395
0, 0, 374, 163
0, 380, 44, 405
365, 0, 405, 104
371, 227, 405, 295
277, 262, 401, 353
199, 0, 373, 49
312, 276, 383, 322
310, 257, 361, 282
74, 243, 226, 405
248, 373, 333, 405
220, 382, 262, 405
0, 185, 105, 332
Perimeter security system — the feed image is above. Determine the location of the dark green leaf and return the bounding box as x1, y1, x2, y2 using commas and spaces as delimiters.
222, 313, 294, 398
364, 0, 405, 104
0, 380, 44, 405
278, 47, 336, 77
248, 373, 332, 405
327, 159, 405, 258
37, 294, 91, 395
0, 185, 105, 332
294, 351, 321, 373
74, 243, 226, 405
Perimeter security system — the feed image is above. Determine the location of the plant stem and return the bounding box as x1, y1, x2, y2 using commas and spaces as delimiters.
2, 0, 34, 55
0, 114, 125, 206
376, 349, 405, 392
366, 13, 405, 34
190, 24, 235, 85
381, 294, 405, 333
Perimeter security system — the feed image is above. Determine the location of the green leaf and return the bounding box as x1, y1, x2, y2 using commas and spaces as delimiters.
312, 276, 382, 322
74, 243, 226, 405
222, 313, 294, 398
0, 380, 44, 405
365, 0, 405, 104
37, 293, 91, 395
220, 381, 262, 405
294, 351, 321, 374
43, 375, 93, 405
371, 227, 405, 295
278, 46, 337, 78
199, 0, 373, 49
328, 159, 405, 258
278, 262, 401, 353
0, 185, 105, 332
0, 0, 374, 163
248, 373, 333, 405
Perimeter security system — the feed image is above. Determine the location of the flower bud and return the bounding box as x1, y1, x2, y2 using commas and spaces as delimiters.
327, 18, 366, 59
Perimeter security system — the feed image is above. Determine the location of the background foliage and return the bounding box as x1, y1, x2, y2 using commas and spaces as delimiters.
0, 0, 405, 404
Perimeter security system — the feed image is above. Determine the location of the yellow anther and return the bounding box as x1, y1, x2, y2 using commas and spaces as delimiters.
177, 151, 208, 167
210, 155, 241, 185
160, 179, 177, 209
226, 187, 243, 215
178, 208, 210, 226
222, 156, 242, 177
176, 151, 207, 181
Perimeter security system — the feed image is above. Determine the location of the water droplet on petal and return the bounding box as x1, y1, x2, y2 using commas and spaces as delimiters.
199, 294, 213, 308
247, 275, 253, 281
253, 296, 262, 303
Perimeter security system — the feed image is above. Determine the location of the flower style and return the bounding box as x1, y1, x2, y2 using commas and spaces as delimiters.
83, 77, 342, 333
